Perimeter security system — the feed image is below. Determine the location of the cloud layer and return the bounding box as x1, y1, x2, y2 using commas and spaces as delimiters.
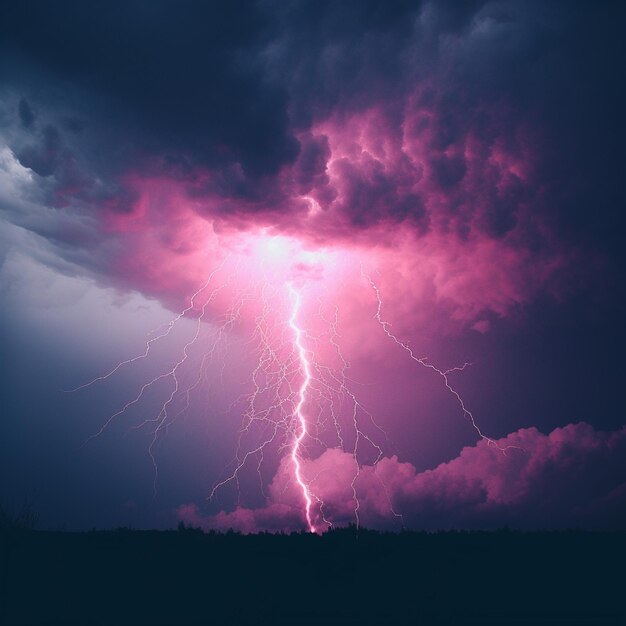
179, 422, 626, 532
3, 0, 612, 321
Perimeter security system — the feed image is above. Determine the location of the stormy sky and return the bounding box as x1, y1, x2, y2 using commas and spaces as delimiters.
0, 0, 624, 532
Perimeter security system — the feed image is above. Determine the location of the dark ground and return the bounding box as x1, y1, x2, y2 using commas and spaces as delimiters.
1, 525, 624, 625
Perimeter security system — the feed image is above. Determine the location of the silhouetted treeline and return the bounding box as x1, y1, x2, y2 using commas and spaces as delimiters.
1, 524, 624, 625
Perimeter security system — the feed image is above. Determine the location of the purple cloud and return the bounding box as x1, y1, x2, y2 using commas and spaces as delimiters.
179, 422, 626, 532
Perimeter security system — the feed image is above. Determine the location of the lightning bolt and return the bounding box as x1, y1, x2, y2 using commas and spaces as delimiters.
361, 267, 523, 456
65, 257, 230, 394
68, 240, 517, 532
286, 283, 316, 533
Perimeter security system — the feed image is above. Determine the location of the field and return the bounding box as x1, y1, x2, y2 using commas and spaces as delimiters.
1, 526, 624, 625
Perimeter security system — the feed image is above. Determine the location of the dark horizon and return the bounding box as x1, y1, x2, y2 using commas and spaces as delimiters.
2, 522, 625, 625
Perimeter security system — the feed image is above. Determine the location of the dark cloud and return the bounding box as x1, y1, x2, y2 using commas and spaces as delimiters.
16, 124, 62, 178
18, 97, 34, 129
1, 1, 623, 251
0, 0, 296, 177
0, 0, 621, 313
292, 133, 330, 193
262, 0, 625, 251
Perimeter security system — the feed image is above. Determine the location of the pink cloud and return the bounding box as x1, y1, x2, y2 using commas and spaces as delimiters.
178, 422, 626, 532
97, 92, 570, 335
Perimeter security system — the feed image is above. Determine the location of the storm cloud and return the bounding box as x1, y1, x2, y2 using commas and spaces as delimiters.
0, 1, 624, 533
1, 1, 623, 249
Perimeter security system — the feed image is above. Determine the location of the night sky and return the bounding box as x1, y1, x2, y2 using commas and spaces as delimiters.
0, 0, 624, 533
